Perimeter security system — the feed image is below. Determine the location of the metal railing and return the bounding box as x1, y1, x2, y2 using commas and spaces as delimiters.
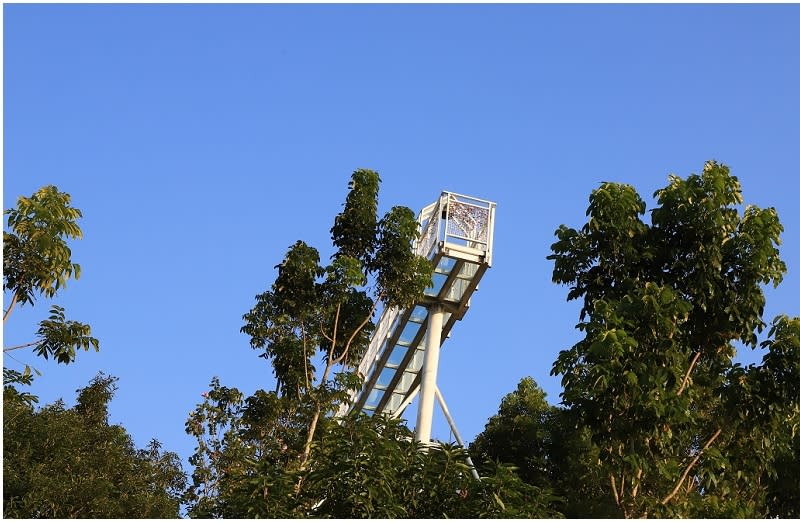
416, 192, 495, 263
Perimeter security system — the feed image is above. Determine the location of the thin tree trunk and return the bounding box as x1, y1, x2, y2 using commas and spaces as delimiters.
300, 402, 323, 466
299, 294, 380, 469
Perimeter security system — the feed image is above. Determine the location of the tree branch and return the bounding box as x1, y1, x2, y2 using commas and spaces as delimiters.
331, 294, 381, 368
318, 319, 334, 344
661, 428, 722, 505
327, 303, 342, 369
3, 350, 39, 373
301, 295, 381, 469
676, 351, 701, 396
4, 340, 43, 352
631, 468, 643, 498
610, 474, 620, 507
300, 402, 322, 468
3, 294, 19, 323
300, 320, 310, 393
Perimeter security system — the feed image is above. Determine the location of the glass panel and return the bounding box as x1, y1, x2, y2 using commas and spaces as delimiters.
386, 392, 404, 412
424, 272, 448, 297
365, 389, 382, 408
397, 321, 421, 346
445, 278, 469, 302
435, 256, 457, 274
409, 305, 427, 323
376, 367, 396, 388
396, 371, 417, 391
457, 261, 479, 279
387, 345, 408, 368
407, 349, 425, 372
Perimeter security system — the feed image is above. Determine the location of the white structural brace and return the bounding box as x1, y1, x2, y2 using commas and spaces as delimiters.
435, 386, 481, 480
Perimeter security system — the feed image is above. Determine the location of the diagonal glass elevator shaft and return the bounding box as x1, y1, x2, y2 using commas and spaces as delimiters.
341, 191, 495, 444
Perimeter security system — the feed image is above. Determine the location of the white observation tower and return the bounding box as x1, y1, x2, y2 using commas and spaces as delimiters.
341, 191, 496, 458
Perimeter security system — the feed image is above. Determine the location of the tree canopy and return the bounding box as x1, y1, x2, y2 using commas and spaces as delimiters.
544, 161, 799, 517
3, 374, 186, 518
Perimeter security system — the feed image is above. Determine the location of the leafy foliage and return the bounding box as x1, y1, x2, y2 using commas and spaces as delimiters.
32, 305, 100, 363
3, 185, 99, 399
240, 168, 433, 465
4, 185, 83, 307
471, 377, 556, 489
3, 367, 41, 406
547, 161, 799, 517
185, 378, 559, 518
3, 374, 186, 518
470, 377, 619, 518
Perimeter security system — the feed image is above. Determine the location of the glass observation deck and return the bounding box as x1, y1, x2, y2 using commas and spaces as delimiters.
341, 191, 495, 418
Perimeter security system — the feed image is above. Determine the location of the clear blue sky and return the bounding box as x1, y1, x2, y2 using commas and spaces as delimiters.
4, 3, 800, 472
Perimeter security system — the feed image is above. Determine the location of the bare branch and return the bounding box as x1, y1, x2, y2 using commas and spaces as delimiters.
661, 428, 722, 505
4, 340, 43, 352
331, 294, 381, 368
301, 295, 382, 469
328, 303, 342, 367
300, 403, 323, 468
3, 351, 39, 374
318, 316, 334, 344
3, 294, 19, 323
676, 351, 702, 396
631, 468, 643, 498
610, 474, 620, 507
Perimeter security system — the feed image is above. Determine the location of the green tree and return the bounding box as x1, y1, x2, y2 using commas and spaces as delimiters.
3, 373, 186, 518
764, 411, 800, 518
548, 161, 799, 517
471, 377, 556, 490
3, 186, 99, 401
470, 377, 618, 517
239, 169, 432, 465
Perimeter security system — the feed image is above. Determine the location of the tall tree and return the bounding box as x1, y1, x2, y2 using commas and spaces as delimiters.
3, 374, 186, 518
548, 161, 799, 517
3, 186, 99, 402
240, 168, 432, 464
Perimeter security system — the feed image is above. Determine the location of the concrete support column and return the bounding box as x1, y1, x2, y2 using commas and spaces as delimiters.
415, 305, 444, 444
